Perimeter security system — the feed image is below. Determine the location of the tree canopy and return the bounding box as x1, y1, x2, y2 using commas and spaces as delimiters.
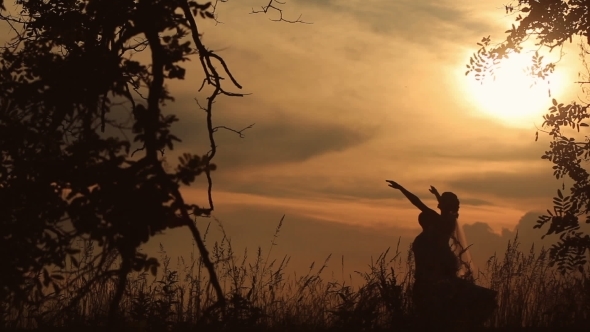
467, 0, 590, 273
0, 0, 306, 324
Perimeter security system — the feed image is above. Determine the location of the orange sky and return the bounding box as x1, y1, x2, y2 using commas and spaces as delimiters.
2, 0, 587, 283
150, 0, 585, 280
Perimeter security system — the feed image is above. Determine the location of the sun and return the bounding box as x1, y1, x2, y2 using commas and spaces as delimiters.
463, 52, 566, 127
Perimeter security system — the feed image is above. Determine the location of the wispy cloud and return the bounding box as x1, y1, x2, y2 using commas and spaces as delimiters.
449, 170, 558, 199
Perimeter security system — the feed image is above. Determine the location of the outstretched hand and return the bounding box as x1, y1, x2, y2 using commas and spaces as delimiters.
429, 185, 441, 199
386, 180, 402, 190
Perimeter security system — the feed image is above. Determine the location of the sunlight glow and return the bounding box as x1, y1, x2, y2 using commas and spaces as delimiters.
464, 52, 566, 128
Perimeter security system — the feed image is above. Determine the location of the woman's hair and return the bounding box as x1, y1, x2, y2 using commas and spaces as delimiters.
437, 192, 474, 277
433, 192, 457, 234
439, 192, 460, 212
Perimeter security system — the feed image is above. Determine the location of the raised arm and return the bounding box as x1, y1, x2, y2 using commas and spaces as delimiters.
386, 180, 430, 213
429, 185, 442, 202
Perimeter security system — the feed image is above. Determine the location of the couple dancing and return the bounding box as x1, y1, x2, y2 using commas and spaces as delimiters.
386, 180, 497, 330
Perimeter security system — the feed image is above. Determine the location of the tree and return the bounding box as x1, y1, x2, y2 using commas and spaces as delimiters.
0, 0, 308, 325
466, 0, 590, 273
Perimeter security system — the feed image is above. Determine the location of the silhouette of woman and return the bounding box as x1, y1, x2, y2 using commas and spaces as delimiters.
385, 180, 497, 330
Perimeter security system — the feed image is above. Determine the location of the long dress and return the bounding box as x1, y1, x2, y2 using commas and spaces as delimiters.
412, 209, 497, 328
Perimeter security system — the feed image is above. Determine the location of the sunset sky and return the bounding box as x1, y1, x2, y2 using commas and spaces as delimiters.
2, 0, 588, 282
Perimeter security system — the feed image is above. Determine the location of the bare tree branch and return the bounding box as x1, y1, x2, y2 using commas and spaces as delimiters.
250, 0, 312, 24
213, 123, 255, 138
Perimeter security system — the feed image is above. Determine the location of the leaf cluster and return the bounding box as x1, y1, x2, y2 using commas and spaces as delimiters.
535, 98, 590, 273
0, 0, 221, 309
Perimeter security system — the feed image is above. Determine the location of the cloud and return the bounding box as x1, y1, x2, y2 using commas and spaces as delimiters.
462, 211, 558, 271
294, 0, 493, 46
460, 197, 496, 206
448, 169, 559, 199
167, 100, 377, 169
213, 116, 374, 168
430, 141, 545, 163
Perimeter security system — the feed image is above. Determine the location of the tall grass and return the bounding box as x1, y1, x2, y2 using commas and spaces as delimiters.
2, 218, 589, 331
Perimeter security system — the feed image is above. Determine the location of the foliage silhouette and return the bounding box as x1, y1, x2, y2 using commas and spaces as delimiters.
466, 0, 590, 274
0, 0, 307, 324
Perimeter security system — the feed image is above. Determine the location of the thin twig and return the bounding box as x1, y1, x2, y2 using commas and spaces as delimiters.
250, 0, 312, 24
213, 123, 255, 138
